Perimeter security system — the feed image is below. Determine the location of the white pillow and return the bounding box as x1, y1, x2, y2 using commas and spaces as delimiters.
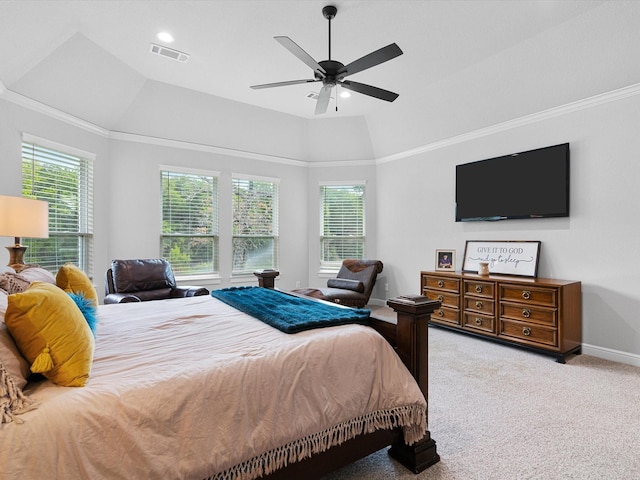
18, 266, 56, 284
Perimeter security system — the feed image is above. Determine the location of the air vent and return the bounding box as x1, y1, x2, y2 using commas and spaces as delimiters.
149, 43, 190, 63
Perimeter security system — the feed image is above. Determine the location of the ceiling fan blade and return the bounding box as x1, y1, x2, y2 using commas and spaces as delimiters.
275, 36, 326, 77
340, 80, 399, 102
315, 84, 333, 115
337, 43, 403, 78
251, 79, 320, 90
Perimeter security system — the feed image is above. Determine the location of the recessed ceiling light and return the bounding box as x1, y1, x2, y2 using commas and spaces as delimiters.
340, 90, 351, 98
157, 31, 174, 43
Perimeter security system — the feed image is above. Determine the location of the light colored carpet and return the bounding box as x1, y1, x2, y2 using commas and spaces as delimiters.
322, 312, 640, 479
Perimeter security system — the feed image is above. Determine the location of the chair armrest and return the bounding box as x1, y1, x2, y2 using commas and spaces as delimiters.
171, 286, 210, 298
104, 293, 142, 304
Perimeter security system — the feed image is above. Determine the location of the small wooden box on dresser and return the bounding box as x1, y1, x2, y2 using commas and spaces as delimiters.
421, 270, 582, 363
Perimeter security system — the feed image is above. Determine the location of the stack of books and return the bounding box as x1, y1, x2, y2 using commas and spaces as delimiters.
393, 294, 433, 305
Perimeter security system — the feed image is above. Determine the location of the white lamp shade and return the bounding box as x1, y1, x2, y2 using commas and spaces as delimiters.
0, 195, 49, 239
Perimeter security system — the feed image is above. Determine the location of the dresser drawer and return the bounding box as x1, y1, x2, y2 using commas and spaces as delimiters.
423, 275, 460, 293
463, 312, 495, 334
500, 303, 557, 327
430, 307, 460, 326
463, 297, 494, 315
425, 290, 460, 309
499, 319, 558, 348
500, 285, 558, 307
463, 280, 495, 299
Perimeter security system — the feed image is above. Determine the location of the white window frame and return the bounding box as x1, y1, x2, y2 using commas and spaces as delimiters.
231, 174, 280, 276
319, 181, 366, 271
160, 166, 220, 278
21, 134, 94, 276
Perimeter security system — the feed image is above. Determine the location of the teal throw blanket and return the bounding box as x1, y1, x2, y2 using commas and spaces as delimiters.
210, 286, 370, 334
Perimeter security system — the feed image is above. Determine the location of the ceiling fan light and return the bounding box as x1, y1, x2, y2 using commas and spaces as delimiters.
157, 31, 174, 43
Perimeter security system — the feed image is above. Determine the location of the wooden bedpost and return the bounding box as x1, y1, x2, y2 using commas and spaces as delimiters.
385, 297, 441, 472
253, 269, 280, 289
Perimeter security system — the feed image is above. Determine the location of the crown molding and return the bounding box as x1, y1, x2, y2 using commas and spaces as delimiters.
0, 88, 109, 137
307, 158, 376, 168
3, 81, 639, 167
109, 131, 308, 167
376, 82, 640, 164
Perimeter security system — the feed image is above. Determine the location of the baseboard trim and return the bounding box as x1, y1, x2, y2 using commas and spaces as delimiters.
368, 298, 387, 307
581, 343, 640, 367
369, 296, 640, 368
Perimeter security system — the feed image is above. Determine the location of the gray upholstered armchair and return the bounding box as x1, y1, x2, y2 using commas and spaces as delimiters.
104, 258, 209, 304
292, 259, 383, 308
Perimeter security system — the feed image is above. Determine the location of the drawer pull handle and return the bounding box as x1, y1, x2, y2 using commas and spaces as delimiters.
437, 280, 444, 288
437, 295, 444, 302
522, 290, 531, 300
475, 285, 483, 293
475, 301, 483, 309
437, 310, 444, 317
523, 327, 532, 336
475, 317, 482, 326
522, 309, 531, 318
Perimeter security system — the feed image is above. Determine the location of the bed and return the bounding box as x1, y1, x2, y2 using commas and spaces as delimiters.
1, 274, 439, 479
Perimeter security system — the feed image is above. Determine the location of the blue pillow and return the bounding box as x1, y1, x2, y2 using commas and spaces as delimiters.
68, 292, 98, 336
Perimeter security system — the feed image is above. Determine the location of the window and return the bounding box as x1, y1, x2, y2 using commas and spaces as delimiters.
161, 169, 219, 276
232, 176, 279, 274
21, 139, 94, 275
320, 183, 365, 267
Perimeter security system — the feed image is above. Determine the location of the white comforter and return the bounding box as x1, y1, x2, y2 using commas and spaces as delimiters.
1, 295, 426, 480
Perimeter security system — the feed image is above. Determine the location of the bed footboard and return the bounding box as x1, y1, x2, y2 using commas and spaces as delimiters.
258, 282, 440, 478
369, 297, 441, 472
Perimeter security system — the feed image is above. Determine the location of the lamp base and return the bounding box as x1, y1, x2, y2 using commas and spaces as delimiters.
6, 244, 28, 267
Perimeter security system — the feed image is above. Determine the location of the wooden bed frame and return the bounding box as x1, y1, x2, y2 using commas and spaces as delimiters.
261, 295, 441, 479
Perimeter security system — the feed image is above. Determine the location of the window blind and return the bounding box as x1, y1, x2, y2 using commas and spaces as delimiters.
21, 141, 94, 275
161, 170, 218, 275
320, 184, 365, 265
232, 177, 279, 274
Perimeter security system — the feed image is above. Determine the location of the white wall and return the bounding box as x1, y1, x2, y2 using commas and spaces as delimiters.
304, 162, 379, 291
376, 91, 640, 363
114, 80, 310, 162
0, 98, 111, 288
0, 96, 313, 298
107, 138, 310, 293
3, 78, 640, 366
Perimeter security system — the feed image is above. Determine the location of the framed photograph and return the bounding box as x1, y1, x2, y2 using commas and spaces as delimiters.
462, 240, 541, 277
435, 249, 455, 271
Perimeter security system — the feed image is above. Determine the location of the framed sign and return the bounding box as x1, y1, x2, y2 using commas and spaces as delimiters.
462, 241, 541, 277
435, 249, 455, 271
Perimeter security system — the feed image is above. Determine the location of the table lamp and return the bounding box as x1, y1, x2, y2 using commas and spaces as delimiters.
0, 195, 49, 269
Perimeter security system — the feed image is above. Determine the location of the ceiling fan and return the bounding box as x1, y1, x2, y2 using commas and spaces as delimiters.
250, 5, 403, 115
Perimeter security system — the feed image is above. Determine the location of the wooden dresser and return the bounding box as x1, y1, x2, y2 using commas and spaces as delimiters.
421, 270, 581, 362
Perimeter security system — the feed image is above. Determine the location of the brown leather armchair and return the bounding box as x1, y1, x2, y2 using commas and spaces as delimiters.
104, 258, 209, 304
292, 259, 383, 308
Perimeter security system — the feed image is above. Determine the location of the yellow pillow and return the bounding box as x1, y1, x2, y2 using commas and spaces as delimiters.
56, 263, 98, 307
5, 282, 94, 387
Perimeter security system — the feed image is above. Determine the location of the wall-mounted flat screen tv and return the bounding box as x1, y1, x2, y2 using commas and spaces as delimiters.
455, 143, 570, 222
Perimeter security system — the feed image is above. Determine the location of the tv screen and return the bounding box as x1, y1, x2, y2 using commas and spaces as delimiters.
455, 143, 569, 222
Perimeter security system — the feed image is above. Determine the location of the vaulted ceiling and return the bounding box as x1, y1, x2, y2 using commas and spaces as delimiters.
1, 1, 638, 158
